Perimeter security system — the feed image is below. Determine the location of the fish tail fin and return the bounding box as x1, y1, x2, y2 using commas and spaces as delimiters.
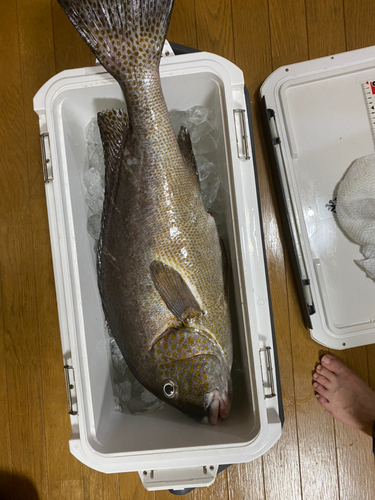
57, 0, 174, 81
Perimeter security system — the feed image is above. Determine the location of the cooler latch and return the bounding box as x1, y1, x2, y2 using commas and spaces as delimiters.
259, 347, 276, 399
233, 108, 251, 160
40, 132, 53, 183
64, 365, 78, 415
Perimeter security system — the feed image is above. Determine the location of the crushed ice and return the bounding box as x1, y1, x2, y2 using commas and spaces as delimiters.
83, 105, 228, 414
109, 334, 164, 414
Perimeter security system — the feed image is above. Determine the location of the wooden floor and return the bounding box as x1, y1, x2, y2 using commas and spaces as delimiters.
1, 0, 375, 498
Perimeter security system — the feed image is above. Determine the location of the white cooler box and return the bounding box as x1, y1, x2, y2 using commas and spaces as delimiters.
261, 45, 375, 350
33, 44, 282, 492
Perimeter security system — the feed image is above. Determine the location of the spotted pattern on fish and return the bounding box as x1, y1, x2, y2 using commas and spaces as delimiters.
58, 0, 233, 423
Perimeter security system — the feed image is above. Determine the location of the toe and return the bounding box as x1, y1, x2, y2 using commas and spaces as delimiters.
316, 394, 329, 405
316, 394, 332, 413
315, 363, 336, 383
321, 355, 348, 376
312, 372, 330, 388
313, 381, 329, 399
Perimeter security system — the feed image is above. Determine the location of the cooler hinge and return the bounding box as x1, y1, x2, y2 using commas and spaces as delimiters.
40, 132, 53, 183
259, 347, 276, 399
233, 108, 251, 160
263, 102, 315, 325
64, 365, 78, 415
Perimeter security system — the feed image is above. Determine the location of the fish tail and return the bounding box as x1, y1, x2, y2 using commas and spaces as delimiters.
57, 0, 175, 81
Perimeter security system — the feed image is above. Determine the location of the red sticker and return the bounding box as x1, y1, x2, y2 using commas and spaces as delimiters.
369, 81, 375, 95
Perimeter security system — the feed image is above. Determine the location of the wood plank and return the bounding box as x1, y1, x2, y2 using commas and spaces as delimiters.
268, 0, 308, 68
51, 0, 93, 72
0, 292, 12, 478
195, 0, 234, 61
305, 0, 346, 57
227, 461, 265, 500
167, 0, 197, 49
15, 0, 87, 498
0, 1, 31, 227
0, 222, 48, 500
82, 467, 119, 500
368, 344, 375, 390
344, 0, 375, 51
0, 1, 50, 498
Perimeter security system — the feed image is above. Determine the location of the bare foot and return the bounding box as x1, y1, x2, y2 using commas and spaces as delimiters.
313, 354, 375, 436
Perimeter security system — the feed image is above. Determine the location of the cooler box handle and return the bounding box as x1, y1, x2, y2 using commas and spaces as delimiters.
138, 465, 219, 491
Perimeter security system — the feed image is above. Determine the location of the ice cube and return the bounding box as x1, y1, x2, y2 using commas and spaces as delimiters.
210, 188, 226, 216
83, 166, 103, 192
109, 337, 127, 377
141, 389, 159, 404
195, 155, 220, 208
190, 121, 214, 144
187, 106, 209, 125
87, 213, 101, 240
196, 155, 215, 180
169, 109, 190, 134
201, 175, 220, 208
117, 380, 132, 402
113, 396, 128, 413
85, 119, 105, 178
193, 133, 217, 155
83, 167, 104, 214
85, 119, 102, 145
127, 397, 148, 414
85, 192, 104, 214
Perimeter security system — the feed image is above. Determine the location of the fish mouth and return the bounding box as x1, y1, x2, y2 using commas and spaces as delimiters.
204, 387, 232, 425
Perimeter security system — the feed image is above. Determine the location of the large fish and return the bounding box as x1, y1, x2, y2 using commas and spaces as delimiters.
57, 0, 233, 423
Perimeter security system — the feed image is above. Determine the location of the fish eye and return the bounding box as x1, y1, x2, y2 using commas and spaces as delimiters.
163, 380, 177, 398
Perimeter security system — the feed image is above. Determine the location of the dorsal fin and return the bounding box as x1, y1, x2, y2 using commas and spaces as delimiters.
97, 108, 128, 196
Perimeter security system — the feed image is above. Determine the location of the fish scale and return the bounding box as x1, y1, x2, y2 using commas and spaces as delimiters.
58, 0, 233, 423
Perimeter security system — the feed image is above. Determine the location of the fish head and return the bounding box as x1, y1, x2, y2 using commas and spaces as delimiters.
149, 327, 232, 424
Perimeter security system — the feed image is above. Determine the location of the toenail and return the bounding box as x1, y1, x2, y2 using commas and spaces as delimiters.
322, 354, 332, 364
313, 382, 318, 388
316, 364, 322, 371
313, 373, 318, 379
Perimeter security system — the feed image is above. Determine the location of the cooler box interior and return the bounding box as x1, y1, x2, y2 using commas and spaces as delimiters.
34, 47, 282, 490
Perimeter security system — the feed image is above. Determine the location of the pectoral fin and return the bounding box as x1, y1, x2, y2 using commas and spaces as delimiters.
150, 260, 202, 322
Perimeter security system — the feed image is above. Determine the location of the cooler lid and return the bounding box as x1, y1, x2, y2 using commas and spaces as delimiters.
261, 45, 375, 349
